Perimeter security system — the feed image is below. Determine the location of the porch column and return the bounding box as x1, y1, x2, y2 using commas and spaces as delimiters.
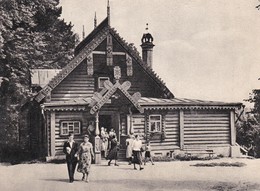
230, 110, 236, 146
94, 111, 101, 164
179, 110, 184, 149
50, 111, 56, 156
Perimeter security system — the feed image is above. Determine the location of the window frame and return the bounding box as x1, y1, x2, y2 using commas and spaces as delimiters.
149, 114, 162, 133
98, 77, 110, 89
60, 121, 81, 136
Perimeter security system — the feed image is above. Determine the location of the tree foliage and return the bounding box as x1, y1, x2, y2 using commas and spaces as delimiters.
236, 90, 260, 157
0, 0, 77, 155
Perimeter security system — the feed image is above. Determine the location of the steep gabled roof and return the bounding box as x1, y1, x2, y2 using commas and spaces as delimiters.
35, 17, 174, 102
35, 19, 110, 102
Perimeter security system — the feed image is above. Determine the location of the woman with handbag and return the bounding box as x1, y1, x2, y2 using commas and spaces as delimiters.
132, 134, 144, 170
77, 134, 94, 183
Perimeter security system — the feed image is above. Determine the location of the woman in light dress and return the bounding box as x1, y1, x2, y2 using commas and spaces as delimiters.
77, 135, 94, 183
132, 134, 144, 170
126, 134, 134, 165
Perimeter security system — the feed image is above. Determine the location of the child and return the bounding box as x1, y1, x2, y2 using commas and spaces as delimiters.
144, 141, 154, 165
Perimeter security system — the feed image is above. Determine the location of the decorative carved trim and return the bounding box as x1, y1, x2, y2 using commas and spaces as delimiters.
114, 66, 121, 80
90, 82, 120, 114
106, 34, 113, 66
90, 80, 143, 114
126, 54, 133, 76
35, 27, 110, 102
86, 53, 93, 76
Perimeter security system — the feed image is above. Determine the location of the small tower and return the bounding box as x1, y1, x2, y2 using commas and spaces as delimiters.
141, 23, 155, 68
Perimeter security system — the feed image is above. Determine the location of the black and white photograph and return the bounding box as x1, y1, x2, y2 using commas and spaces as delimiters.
1, 0, 260, 190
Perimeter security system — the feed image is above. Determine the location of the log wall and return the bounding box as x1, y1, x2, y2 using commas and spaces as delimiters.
51, 62, 94, 102
183, 110, 230, 146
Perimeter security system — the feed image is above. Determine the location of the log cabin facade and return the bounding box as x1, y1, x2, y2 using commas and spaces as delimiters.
33, 7, 242, 161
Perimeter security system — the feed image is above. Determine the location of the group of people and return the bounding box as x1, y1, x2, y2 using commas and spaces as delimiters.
100, 127, 117, 159
126, 134, 154, 171
63, 131, 154, 183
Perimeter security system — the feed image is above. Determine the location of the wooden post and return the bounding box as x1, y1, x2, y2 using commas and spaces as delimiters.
230, 110, 236, 146
50, 112, 56, 156
95, 111, 100, 136
179, 110, 184, 149
94, 111, 101, 164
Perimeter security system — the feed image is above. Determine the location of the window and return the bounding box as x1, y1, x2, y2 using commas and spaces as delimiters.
149, 115, 161, 132
98, 77, 110, 88
60, 121, 81, 136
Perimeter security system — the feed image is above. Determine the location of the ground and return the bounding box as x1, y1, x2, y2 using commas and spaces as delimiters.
1, 158, 260, 191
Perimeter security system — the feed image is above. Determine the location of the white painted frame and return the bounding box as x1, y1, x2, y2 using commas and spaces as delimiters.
60, 121, 81, 136
149, 115, 162, 132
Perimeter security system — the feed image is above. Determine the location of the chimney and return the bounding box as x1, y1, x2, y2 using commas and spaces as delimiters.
141, 23, 155, 68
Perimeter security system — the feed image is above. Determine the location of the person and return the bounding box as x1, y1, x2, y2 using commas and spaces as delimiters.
108, 128, 116, 150
104, 128, 109, 157
63, 133, 78, 183
126, 134, 134, 165
100, 127, 109, 158
132, 134, 144, 170
144, 141, 154, 165
106, 135, 119, 166
77, 135, 94, 183
87, 121, 95, 145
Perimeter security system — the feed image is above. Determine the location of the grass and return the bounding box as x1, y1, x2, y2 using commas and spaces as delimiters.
191, 162, 246, 167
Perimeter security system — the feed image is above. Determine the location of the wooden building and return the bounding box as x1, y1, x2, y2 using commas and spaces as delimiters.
33, 5, 242, 161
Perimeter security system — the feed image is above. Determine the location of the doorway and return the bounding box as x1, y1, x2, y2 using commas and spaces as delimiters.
99, 114, 120, 140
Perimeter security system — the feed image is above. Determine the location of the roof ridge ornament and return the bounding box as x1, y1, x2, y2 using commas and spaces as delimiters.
107, 0, 110, 26
94, 12, 97, 28
82, 25, 85, 39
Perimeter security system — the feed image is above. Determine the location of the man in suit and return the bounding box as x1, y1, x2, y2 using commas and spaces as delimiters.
63, 133, 78, 183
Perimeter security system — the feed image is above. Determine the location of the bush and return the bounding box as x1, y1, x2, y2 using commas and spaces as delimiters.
152, 155, 174, 162
0, 145, 32, 164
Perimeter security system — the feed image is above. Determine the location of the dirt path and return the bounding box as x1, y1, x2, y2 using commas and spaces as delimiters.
0, 158, 260, 191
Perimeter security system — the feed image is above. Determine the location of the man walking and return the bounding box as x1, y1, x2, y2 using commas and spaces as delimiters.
63, 133, 78, 183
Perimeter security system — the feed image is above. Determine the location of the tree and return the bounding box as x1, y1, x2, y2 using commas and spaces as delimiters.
0, 0, 77, 160
236, 90, 260, 157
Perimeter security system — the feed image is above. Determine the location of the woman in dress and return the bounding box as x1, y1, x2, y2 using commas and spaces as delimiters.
77, 135, 94, 183
132, 134, 144, 170
100, 127, 108, 158
125, 134, 134, 165
106, 135, 119, 166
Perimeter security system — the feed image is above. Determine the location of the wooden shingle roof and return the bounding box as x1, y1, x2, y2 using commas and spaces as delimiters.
138, 97, 242, 110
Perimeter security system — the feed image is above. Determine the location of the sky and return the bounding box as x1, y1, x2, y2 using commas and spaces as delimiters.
59, 0, 260, 106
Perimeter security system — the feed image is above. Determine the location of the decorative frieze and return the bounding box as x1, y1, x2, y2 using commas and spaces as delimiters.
106, 34, 113, 66
114, 66, 121, 80
126, 54, 133, 76
86, 53, 93, 76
